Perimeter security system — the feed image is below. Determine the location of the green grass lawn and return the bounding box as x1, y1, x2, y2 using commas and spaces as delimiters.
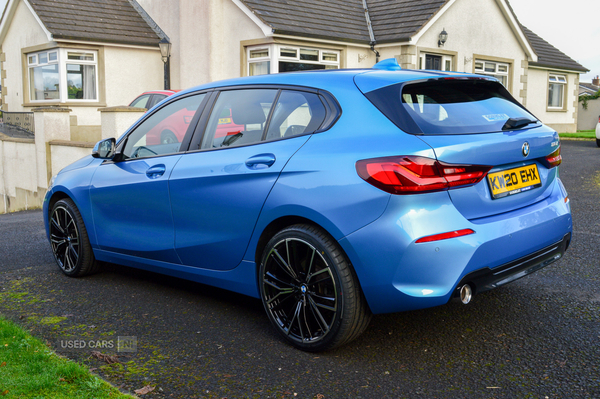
0, 317, 134, 398
559, 129, 596, 139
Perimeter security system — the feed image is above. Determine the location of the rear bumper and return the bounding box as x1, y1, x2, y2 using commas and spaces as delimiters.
339, 178, 572, 314
452, 232, 571, 298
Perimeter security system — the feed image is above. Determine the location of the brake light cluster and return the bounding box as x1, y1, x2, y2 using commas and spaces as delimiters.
356, 156, 491, 195
544, 146, 562, 169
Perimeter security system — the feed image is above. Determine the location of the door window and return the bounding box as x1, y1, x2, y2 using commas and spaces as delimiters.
122, 94, 206, 159
201, 89, 277, 149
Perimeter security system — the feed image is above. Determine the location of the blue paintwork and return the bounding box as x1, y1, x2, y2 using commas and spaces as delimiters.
43, 64, 572, 315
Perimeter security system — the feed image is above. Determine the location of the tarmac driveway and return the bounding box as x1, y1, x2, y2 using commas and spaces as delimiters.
0, 139, 598, 398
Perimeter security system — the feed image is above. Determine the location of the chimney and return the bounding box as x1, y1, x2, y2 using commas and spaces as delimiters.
593, 75, 600, 87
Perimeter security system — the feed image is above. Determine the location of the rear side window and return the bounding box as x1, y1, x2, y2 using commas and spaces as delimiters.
365, 79, 537, 135
265, 91, 326, 140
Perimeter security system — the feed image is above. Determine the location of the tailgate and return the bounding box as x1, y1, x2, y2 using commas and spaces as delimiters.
419, 126, 561, 220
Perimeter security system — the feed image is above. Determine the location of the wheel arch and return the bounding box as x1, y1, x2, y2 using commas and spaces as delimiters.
253, 215, 370, 312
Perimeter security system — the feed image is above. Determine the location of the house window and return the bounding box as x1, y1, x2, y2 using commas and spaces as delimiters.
247, 45, 340, 76
27, 49, 98, 102
28, 50, 59, 100
419, 53, 453, 71
548, 74, 566, 109
474, 60, 509, 87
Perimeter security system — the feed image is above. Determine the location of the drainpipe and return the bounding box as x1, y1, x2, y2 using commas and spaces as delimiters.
362, 0, 379, 63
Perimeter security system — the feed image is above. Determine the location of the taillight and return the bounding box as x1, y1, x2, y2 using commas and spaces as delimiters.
356, 156, 491, 195
544, 146, 562, 169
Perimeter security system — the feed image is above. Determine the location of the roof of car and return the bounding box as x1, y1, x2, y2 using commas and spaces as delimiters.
179, 66, 487, 96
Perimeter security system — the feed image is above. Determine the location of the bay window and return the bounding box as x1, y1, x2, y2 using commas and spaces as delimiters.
247, 45, 340, 76
27, 49, 98, 103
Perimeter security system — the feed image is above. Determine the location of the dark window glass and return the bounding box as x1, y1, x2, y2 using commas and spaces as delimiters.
265, 91, 326, 140
123, 94, 205, 158
425, 54, 442, 70
365, 79, 537, 135
279, 62, 327, 73
201, 89, 277, 149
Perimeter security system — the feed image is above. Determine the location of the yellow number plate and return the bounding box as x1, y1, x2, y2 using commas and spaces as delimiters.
487, 164, 542, 199
218, 117, 231, 124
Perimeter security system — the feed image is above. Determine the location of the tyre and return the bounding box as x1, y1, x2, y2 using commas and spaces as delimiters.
49, 198, 100, 277
259, 224, 371, 351
596, 138, 600, 148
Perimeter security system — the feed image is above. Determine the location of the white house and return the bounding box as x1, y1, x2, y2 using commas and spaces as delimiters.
0, 0, 165, 141
0, 0, 589, 139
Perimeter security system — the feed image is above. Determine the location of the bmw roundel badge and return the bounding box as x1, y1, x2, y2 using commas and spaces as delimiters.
522, 142, 530, 157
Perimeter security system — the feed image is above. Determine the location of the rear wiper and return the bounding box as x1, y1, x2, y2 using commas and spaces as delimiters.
502, 117, 538, 130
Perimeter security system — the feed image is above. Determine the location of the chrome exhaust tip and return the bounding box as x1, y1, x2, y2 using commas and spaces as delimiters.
459, 284, 473, 305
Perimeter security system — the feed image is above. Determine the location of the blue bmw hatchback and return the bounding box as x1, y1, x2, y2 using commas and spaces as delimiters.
44, 59, 572, 351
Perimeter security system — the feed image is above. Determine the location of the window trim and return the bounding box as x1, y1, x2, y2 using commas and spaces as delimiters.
546, 72, 568, 112
21, 43, 106, 107
472, 54, 514, 93
186, 85, 341, 153
417, 48, 457, 72
246, 44, 341, 76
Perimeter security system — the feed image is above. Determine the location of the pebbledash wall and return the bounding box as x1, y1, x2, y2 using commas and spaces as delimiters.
0, 106, 144, 214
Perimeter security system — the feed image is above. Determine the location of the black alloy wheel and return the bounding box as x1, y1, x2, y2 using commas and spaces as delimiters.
259, 224, 371, 351
49, 199, 100, 277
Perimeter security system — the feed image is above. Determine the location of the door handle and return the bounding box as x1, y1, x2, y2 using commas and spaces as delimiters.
245, 154, 276, 170
146, 165, 166, 179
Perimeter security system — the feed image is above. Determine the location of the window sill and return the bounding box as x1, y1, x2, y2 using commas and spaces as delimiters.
546, 107, 567, 113
23, 101, 107, 108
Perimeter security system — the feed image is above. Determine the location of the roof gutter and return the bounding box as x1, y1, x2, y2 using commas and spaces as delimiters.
362, 0, 379, 62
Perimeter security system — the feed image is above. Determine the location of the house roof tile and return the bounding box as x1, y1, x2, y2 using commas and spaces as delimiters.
28, 0, 161, 47
239, 0, 371, 43
520, 25, 588, 72
240, 0, 587, 73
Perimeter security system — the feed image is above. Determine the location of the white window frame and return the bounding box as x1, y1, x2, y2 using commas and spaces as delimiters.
27, 48, 99, 103
547, 73, 567, 109
247, 44, 340, 76
419, 53, 453, 71
474, 59, 510, 87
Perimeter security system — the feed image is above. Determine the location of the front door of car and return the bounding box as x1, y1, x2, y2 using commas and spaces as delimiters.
169, 88, 327, 270
89, 93, 207, 263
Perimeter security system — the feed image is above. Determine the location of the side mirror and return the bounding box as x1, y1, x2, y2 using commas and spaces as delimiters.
92, 138, 116, 159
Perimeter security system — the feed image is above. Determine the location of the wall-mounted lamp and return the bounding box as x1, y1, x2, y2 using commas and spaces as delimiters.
159, 38, 172, 90
438, 28, 448, 47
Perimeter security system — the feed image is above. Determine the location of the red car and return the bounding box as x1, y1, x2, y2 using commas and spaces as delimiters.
129, 90, 180, 110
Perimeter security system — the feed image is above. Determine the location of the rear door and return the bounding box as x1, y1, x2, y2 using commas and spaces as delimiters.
170, 88, 329, 270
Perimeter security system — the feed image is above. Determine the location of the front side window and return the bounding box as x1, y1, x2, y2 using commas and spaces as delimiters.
27, 49, 98, 102
548, 74, 566, 109
247, 45, 340, 76
122, 94, 206, 159
474, 60, 510, 87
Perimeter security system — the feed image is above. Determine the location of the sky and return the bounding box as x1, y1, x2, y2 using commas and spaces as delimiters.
0, 0, 597, 81
509, 0, 600, 82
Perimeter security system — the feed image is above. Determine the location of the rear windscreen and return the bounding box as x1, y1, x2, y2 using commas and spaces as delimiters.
365, 79, 538, 135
